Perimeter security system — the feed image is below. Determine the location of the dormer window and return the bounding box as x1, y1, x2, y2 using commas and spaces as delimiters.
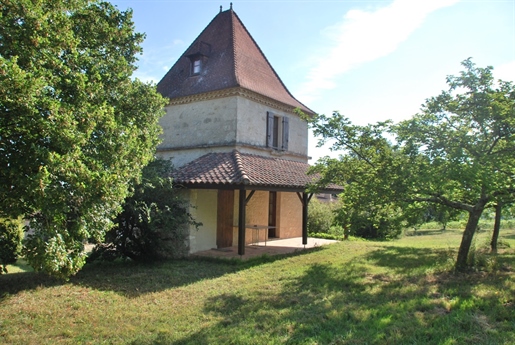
192, 57, 202, 75
187, 50, 208, 76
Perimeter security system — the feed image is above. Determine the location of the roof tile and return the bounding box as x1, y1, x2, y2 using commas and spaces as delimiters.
172, 150, 342, 192
157, 9, 313, 114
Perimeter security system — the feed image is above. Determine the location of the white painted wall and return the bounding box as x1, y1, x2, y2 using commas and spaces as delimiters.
186, 189, 218, 253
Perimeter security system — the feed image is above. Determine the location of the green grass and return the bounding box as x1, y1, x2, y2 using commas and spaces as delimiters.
1, 229, 514, 344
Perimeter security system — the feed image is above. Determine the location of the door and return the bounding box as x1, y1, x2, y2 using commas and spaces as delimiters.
217, 190, 234, 248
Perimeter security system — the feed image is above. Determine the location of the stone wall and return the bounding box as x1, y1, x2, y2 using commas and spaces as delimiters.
235, 96, 308, 161
157, 94, 309, 167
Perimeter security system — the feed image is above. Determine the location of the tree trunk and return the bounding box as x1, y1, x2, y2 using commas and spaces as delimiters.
491, 201, 502, 253
455, 207, 483, 272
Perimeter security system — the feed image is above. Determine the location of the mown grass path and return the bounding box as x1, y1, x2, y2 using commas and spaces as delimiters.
1, 229, 514, 344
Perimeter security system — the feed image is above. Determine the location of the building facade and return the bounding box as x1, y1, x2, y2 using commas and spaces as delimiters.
156, 6, 340, 255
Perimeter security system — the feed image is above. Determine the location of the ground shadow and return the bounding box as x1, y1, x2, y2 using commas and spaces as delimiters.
0, 245, 326, 298
363, 245, 452, 274
165, 247, 515, 344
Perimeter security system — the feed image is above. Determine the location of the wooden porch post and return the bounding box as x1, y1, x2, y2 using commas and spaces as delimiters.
302, 192, 308, 246
238, 189, 246, 255
300, 192, 314, 246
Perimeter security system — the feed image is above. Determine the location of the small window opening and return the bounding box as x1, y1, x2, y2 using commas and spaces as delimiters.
272, 116, 280, 148
192, 58, 202, 75
267, 112, 289, 151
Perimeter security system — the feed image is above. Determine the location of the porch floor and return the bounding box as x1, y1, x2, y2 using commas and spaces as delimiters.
192, 237, 338, 260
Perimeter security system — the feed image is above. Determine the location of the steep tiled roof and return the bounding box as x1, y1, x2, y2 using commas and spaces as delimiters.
157, 8, 313, 114
172, 150, 342, 192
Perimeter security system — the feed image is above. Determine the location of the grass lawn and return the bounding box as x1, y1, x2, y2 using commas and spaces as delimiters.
1, 229, 514, 344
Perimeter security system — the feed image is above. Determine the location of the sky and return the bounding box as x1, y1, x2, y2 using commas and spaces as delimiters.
109, 0, 515, 162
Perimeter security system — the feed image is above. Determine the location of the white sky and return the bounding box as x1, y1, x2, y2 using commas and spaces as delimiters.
110, 0, 515, 162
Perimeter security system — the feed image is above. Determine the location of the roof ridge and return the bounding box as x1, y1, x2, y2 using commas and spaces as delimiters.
229, 10, 240, 86
229, 10, 314, 114
232, 150, 250, 185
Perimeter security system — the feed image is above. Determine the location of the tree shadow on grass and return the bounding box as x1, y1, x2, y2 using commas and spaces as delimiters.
363, 246, 453, 275
162, 246, 515, 345
0, 246, 326, 299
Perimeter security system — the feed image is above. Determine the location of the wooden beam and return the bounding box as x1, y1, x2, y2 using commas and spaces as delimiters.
238, 189, 246, 256
296, 192, 303, 204
302, 192, 308, 245
245, 190, 256, 205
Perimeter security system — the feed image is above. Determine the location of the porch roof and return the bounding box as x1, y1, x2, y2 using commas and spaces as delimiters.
171, 150, 342, 193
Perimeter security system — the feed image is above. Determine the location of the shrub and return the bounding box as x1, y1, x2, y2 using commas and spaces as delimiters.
334, 202, 403, 241
89, 159, 200, 263
307, 198, 337, 234
0, 218, 24, 273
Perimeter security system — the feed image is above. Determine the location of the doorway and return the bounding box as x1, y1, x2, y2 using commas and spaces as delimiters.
268, 191, 277, 238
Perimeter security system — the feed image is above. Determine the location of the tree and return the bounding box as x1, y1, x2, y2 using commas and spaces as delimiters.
310, 59, 515, 271
490, 197, 514, 253
0, 218, 24, 273
309, 115, 408, 240
396, 59, 515, 270
89, 159, 200, 262
0, 0, 167, 278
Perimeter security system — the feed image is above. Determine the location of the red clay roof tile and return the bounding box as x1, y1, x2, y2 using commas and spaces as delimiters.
172, 150, 342, 192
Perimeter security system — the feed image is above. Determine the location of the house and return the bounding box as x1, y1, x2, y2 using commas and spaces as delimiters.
156, 5, 341, 255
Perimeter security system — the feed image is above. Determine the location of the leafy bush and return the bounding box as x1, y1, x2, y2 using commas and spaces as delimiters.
89, 159, 200, 263
0, 218, 24, 273
334, 201, 403, 240
307, 198, 337, 234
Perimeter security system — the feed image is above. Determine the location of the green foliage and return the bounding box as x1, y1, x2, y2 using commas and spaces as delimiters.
0, 218, 24, 273
307, 198, 336, 234
0, 1, 167, 278
395, 58, 515, 270
309, 114, 408, 240
89, 159, 200, 262
403, 203, 463, 230
335, 194, 404, 240
310, 58, 515, 269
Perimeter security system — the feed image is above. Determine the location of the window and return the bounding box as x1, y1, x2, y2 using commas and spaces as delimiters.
192, 58, 202, 75
266, 112, 289, 150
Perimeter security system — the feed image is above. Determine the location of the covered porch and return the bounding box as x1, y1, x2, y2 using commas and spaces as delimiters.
171, 150, 343, 256
192, 237, 339, 260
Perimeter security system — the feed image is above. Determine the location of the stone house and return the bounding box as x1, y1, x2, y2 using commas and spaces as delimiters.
156, 5, 341, 255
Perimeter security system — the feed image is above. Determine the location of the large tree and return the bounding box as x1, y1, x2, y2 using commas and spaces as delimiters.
311, 59, 515, 271
0, 0, 167, 278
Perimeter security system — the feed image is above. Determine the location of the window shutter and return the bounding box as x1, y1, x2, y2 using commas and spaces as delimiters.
282, 116, 289, 151
266, 112, 274, 147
